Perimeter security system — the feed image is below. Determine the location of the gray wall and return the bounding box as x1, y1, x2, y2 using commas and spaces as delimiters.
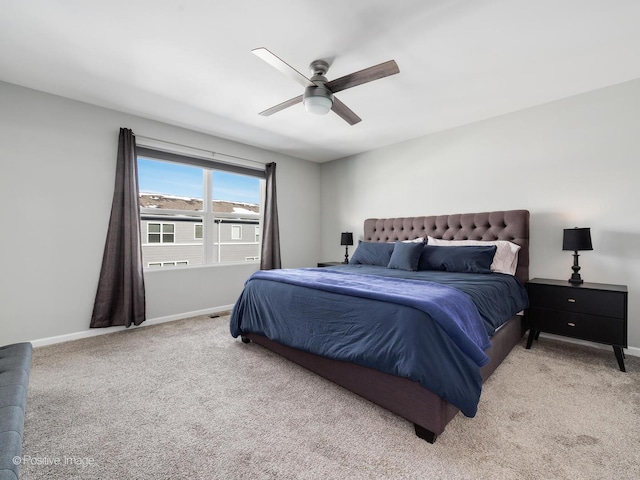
320, 78, 640, 350
0, 81, 320, 345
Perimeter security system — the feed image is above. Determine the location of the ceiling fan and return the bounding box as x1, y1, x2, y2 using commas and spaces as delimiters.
252, 47, 400, 125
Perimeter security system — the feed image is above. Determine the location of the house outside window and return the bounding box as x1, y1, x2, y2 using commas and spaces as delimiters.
137, 147, 264, 268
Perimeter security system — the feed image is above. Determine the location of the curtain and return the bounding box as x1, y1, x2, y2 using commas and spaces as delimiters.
260, 162, 281, 270
91, 128, 146, 328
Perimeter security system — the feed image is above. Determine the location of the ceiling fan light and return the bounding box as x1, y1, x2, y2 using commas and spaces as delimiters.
304, 95, 333, 115
303, 84, 334, 115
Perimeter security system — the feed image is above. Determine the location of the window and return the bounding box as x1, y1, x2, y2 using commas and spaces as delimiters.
148, 261, 189, 267
137, 147, 264, 268
147, 223, 175, 244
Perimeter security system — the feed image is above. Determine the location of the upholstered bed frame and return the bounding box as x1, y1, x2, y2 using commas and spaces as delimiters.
244, 209, 530, 443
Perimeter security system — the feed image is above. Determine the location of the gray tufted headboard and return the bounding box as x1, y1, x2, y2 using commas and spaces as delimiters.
363, 210, 530, 284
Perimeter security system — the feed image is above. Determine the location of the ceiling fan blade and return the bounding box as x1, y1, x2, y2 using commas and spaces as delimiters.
327, 60, 399, 93
252, 47, 313, 88
331, 97, 362, 125
259, 95, 303, 116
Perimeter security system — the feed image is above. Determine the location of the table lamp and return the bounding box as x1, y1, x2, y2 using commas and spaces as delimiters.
341, 232, 354, 264
562, 227, 593, 285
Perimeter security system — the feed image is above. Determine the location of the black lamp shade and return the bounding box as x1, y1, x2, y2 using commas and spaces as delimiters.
340, 232, 354, 246
562, 227, 593, 251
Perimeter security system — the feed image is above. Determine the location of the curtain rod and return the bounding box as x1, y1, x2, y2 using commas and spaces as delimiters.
135, 134, 267, 167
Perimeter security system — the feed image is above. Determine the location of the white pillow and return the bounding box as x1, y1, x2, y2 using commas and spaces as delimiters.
403, 237, 425, 243
386, 237, 425, 244
427, 236, 520, 276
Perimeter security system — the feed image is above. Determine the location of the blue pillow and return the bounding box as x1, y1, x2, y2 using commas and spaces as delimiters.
349, 241, 395, 266
387, 242, 424, 271
418, 245, 497, 273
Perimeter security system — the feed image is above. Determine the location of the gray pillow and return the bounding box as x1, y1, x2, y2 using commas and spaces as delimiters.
349, 241, 395, 266
387, 241, 424, 271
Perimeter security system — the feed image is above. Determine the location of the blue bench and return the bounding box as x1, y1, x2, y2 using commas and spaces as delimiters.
0, 343, 32, 480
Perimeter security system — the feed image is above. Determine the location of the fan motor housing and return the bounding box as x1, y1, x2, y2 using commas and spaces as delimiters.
304, 59, 333, 112
304, 84, 334, 102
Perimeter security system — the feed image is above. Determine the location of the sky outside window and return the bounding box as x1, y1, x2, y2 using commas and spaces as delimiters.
138, 158, 260, 204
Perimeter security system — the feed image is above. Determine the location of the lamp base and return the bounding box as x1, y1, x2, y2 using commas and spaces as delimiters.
568, 251, 583, 285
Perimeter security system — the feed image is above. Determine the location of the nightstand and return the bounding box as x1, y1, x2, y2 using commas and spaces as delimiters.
317, 262, 345, 267
526, 278, 628, 371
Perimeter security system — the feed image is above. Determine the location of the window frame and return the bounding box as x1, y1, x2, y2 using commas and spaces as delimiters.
137, 147, 264, 269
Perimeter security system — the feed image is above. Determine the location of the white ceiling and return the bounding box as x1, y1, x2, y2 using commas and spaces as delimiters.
2, 0, 640, 163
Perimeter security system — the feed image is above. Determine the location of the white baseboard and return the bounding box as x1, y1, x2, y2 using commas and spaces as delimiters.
30, 305, 235, 348
538, 332, 640, 357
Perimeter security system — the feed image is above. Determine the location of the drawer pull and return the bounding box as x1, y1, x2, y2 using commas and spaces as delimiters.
567, 322, 576, 327
567, 298, 576, 303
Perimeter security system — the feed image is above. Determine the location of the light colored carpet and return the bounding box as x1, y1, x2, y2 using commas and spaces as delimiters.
20, 314, 640, 480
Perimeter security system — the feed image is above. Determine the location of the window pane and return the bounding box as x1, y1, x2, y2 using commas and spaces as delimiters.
211, 171, 260, 215
162, 234, 174, 243
148, 223, 160, 233
194, 224, 203, 239
138, 158, 204, 211
162, 224, 174, 233
149, 234, 161, 243
212, 172, 260, 264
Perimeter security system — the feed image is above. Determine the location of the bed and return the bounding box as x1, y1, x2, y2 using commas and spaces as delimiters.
230, 210, 530, 443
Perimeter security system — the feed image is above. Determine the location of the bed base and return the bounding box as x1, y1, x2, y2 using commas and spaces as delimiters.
242, 314, 524, 443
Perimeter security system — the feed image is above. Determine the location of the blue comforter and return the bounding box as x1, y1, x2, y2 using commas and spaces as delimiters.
230, 266, 528, 417
327, 265, 530, 335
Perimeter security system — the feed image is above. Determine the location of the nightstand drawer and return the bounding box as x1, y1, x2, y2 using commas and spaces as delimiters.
527, 284, 625, 318
528, 307, 626, 346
